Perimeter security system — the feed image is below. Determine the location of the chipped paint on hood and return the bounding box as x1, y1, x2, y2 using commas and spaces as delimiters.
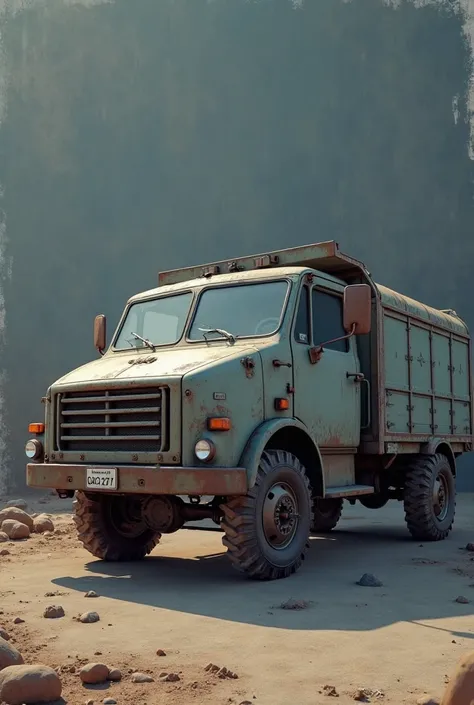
52, 344, 260, 388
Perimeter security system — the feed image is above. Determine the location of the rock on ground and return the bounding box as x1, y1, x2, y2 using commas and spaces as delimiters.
4, 499, 27, 510
0, 664, 62, 705
0, 637, 24, 670
85, 591, 98, 598
417, 697, 440, 705
0, 629, 10, 641
43, 605, 65, 619
357, 573, 383, 587
80, 611, 100, 624
80, 663, 110, 684
131, 672, 154, 683
0, 508, 33, 530
0, 532, 8, 543
1, 520, 30, 540
108, 669, 122, 682
441, 651, 474, 705
33, 515, 54, 534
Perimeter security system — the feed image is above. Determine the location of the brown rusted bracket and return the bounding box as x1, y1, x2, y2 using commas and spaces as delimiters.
308, 346, 323, 365
241, 356, 255, 378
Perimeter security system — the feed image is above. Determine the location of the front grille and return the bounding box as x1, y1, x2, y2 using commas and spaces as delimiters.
57, 387, 168, 454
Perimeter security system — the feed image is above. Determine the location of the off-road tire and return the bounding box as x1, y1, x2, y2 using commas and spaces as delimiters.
310, 498, 343, 533
359, 494, 389, 510
73, 491, 160, 561
220, 450, 312, 580
403, 453, 455, 541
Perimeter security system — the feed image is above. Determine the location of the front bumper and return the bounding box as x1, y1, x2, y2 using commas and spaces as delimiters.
27, 463, 248, 496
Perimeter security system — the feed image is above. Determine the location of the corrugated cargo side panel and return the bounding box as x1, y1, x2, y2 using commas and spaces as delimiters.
382, 304, 472, 442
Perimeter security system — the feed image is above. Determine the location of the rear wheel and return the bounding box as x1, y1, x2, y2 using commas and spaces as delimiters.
220, 450, 312, 580
403, 454, 455, 541
310, 498, 343, 533
73, 491, 160, 561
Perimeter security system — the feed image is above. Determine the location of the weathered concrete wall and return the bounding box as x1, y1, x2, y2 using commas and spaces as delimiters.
0, 0, 473, 491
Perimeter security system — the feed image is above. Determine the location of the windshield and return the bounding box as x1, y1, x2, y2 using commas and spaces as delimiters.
115, 292, 193, 349
189, 281, 289, 340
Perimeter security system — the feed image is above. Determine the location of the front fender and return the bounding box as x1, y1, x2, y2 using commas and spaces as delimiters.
239, 418, 323, 489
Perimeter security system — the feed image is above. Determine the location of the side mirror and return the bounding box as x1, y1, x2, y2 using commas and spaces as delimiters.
94, 314, 107, 355
343, 284, 372, 335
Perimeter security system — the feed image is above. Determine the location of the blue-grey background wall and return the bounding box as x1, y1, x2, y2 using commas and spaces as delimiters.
0, 0, 473, 492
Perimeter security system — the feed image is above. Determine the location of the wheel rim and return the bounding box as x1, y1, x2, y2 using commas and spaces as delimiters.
262, 482, 299, 550
108, 497, 147, 539
432, 472, 449, 522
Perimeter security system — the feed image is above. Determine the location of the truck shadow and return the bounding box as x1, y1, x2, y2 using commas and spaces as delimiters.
52, 508, 474, 635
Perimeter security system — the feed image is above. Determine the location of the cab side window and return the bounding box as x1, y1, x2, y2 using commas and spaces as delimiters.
312, 289, 349, 353
294, 286, 310, 344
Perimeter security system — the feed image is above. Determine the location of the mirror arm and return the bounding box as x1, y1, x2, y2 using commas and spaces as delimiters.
308, 324, 356, 365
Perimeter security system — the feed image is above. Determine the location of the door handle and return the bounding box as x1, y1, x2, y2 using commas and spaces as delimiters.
346, 372, 365, 382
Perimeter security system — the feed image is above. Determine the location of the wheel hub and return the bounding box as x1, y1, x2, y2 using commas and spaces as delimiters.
262, 482, 299, 550
433, 473, 449, 521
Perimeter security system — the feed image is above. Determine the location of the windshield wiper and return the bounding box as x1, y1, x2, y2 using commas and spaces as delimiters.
199, 327, 236, 344
130, 331, 156, 351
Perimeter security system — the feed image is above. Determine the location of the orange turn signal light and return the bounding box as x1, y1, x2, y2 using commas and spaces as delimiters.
207, 417, 231, 432
28, 422, 45, 434
274, 398, 290, 411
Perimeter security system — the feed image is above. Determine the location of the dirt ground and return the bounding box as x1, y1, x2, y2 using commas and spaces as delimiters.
1, 491, 474, 705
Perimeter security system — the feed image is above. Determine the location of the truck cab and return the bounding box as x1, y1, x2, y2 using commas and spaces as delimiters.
26, 241, 472, 580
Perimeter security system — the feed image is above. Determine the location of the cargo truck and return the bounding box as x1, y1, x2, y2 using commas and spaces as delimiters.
26, 241, 473, 580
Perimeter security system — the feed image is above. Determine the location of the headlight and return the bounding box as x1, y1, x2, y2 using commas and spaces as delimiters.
25, 439, 43, 460
194, 439, 216, 462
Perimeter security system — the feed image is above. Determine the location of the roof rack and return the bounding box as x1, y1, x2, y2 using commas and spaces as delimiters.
158, 240, 375, 288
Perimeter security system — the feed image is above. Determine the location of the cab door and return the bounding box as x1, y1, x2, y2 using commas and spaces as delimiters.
290, 278, 361, 449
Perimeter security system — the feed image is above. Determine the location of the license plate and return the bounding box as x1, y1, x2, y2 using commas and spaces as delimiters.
86, 467, 118, 491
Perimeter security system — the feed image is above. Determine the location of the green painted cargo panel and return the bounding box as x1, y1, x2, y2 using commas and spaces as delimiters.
379, 284, 472, 440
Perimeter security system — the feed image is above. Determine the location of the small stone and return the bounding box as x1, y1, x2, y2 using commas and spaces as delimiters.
0, 548, 9, 556
79, 611, 100, 623
0, 637, 24, 670
455, 595, 470, 604
80, 663, 110, 684
44, 605, 65, 619
156, 649, 166, 657
0, 629, 9, 641
205, 663, 220, 673
13, 617, 24, 625
108, 669, 122, 682
85, 591, 98, 598
4, 499, 27, 510
279, 598, 311, 610
417, 697, 440, 705
33, 515, 55, 534
103, 700, 117, 705
323, 685, 339, 697
131, 672, 154, 683
86, 700, 94, 705
0, 532, 8, 543
1, 520, 30, 540
159, 672, 180, 682
465, 543, 474, 552
0, 508, 33, 529
357, 573, 383, 587
0, 664, 61, 705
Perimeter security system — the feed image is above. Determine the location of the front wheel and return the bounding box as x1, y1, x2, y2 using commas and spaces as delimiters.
220, 450, 312, 580
403, 454, 455, 541
73, 492, 160, 561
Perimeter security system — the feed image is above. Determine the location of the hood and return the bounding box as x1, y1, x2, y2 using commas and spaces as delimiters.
52, 343, 260, 388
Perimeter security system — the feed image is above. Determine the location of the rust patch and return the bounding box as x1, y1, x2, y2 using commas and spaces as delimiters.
240, 356, 255, 378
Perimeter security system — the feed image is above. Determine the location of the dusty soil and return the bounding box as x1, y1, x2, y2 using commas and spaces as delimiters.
1, 490, 474, 705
